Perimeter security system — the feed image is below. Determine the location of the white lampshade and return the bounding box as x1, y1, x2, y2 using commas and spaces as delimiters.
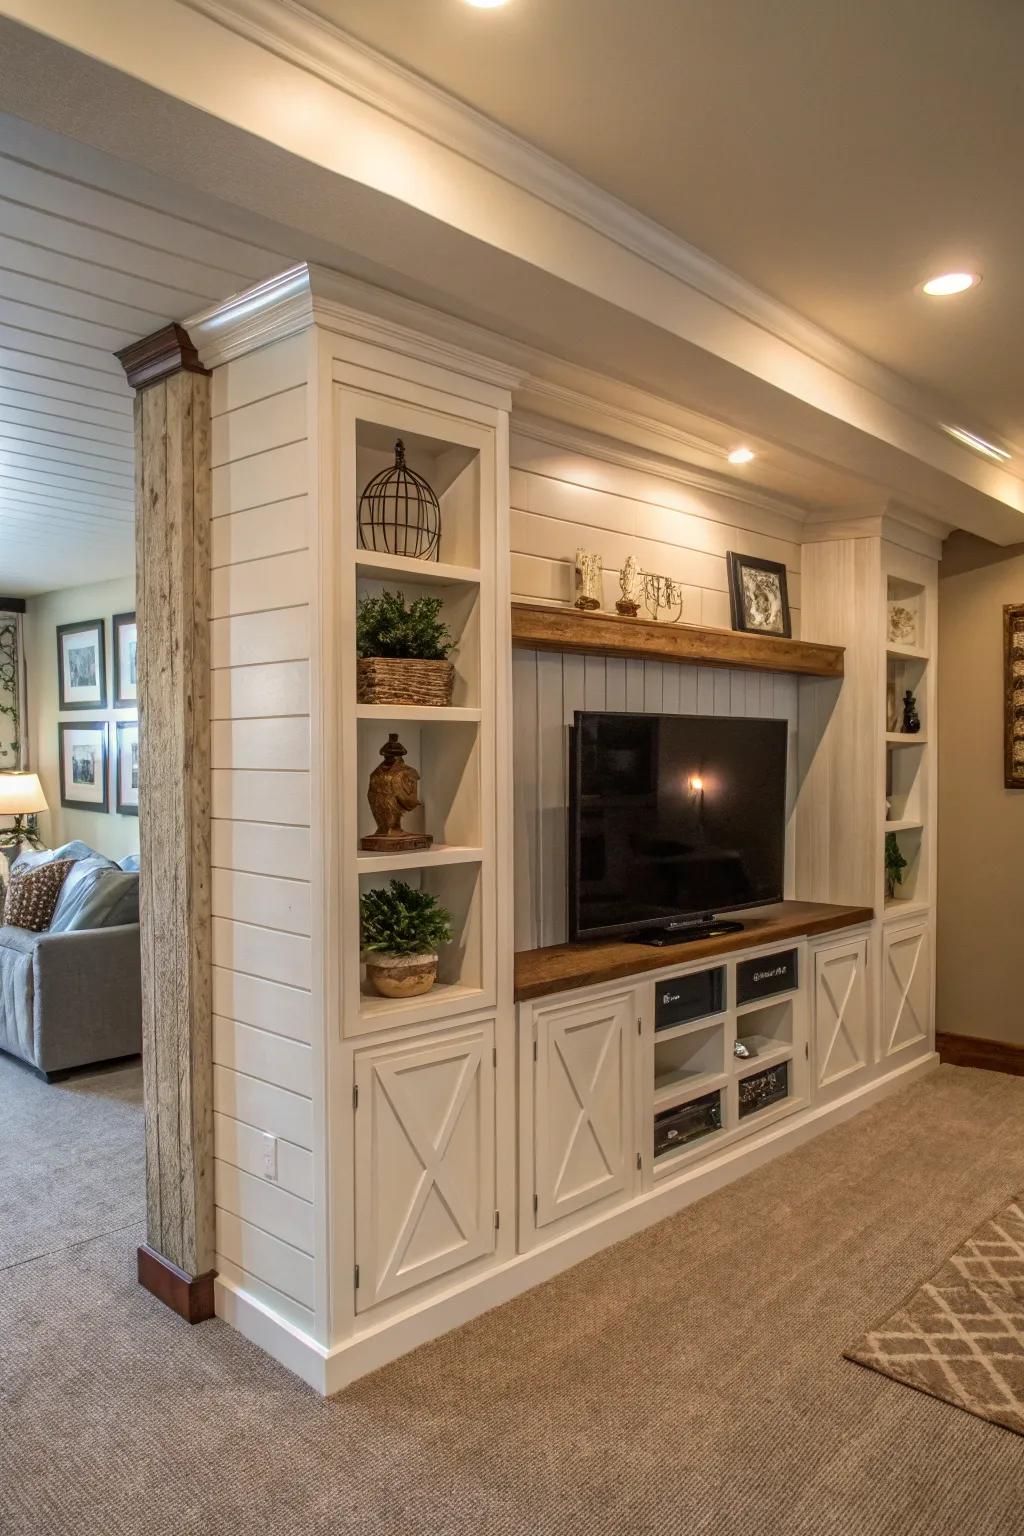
0, 771, 48, 816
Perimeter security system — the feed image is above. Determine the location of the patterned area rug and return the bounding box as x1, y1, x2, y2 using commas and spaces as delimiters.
846, 1192, 1024, 1435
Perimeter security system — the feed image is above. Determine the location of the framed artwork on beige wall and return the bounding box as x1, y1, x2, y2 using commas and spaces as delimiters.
115, 720, 139, 816
56, 619, 106, 711
112, 611, 138, 709
58, 721, 109, 813
1003, 604, 1024, 788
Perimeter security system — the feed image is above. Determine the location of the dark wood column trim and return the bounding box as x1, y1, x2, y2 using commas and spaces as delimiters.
138, 1245, 215, 1324
937, 1031, 1024, 1077
0, 596, 26, 612
117, 323, 210, 391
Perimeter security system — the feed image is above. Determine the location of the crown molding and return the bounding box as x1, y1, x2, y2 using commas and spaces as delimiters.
183, 0, 986, 446
116, 322, 209, 390
510, 409, 809, 531
185, 263, 524, 395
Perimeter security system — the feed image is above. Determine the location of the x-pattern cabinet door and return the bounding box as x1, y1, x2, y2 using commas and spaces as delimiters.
354, 1020, 495, 1313
882, 923, 931, 1058
534, 989, 635, 1229
814, 938, 870, 1096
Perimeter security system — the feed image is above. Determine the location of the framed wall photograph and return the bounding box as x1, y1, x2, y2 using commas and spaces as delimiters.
1003, 604, 1024, 788
57, 619, 107, 710
726, 552, 792, 639
112, 611, 138, 708
115, 720, 140, 816
58, 721, 109, 812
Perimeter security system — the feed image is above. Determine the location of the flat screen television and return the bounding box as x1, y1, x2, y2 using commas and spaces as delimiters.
569, 711, 788, 943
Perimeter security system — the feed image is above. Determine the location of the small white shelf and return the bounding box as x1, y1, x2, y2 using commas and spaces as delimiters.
653, 1070, 728, 1114
355, 844, 483, 875
736, 990, 796, 1016
884, 817, 923, 834
358, 979, 486, 1025
653, 1011, 730, 1046
355, 550, 482, 586
735, 1043, 793, 1077
355, 704, 482, 723
886, 642, 929, 663
883, 896, 931, 919
886, 732, 928, 747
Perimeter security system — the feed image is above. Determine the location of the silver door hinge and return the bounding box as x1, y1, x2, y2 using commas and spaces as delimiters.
352, 1084, 359, 1110
354, 1263, 360, 1290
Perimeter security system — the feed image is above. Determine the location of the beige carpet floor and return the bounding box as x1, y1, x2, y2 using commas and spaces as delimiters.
3, 1062, 1024, 1535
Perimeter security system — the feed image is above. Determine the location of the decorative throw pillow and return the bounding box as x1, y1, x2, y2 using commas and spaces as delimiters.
2, 859, 75, 933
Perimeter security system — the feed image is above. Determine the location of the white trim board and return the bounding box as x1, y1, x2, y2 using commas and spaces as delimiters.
216, 1049, 938, 1396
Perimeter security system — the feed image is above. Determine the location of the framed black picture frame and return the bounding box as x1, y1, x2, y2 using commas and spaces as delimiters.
58, 721, 110, 813
56, 618, 107, 710
726, 552, 792, 639
112, 611, 138, 709
115, 719, 140, 817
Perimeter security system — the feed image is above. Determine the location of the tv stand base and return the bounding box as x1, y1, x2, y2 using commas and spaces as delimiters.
631, 919, 745, 947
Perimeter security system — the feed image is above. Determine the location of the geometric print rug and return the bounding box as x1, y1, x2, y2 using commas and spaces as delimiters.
845, 1193, 1024, 1436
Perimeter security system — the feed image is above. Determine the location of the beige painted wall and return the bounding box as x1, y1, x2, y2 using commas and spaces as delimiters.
24, 575, 139, 864
937, 532, 1024, 1044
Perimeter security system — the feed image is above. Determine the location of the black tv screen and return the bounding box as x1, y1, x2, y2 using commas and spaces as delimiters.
569, 711, 788, 940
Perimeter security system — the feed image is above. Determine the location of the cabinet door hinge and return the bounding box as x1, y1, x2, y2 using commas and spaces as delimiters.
637, 1017, 642, 1035
805, 1042, 810, 1060
532, 1039, 538, 1061
354, 1263, 360, 1290
494, 1209, 500, 1230
352, 1083, 359, 1110
493, 1046, 497, 1067
533, 1193, 539, 1214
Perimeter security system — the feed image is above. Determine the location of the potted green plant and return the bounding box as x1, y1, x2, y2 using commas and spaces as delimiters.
884, 832, 907, 901
360, 878, 454, 998
356, 590, 455, 707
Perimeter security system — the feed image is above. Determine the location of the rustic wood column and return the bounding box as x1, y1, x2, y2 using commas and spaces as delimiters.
117, 324, 214, 1323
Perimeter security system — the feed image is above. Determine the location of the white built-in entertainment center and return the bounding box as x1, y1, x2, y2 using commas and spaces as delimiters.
191, 265, 939, 1395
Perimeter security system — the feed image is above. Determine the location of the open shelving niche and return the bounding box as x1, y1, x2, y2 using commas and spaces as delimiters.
881, 565, 933, 918
341, 405, 498, 1034
647, 951, 809, 1180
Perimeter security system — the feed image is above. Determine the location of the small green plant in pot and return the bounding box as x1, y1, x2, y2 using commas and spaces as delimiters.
360, 878, 454, 998
356, 590, 455, 707
884, 832, 908, 901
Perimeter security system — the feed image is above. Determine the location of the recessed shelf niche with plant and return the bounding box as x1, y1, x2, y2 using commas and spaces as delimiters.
340, 400, 499, 1036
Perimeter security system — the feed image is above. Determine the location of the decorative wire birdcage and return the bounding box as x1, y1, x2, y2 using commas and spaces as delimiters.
357, 439, 441, 561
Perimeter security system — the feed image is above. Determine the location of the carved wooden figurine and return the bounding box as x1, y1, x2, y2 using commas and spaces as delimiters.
361, 734, 432, 852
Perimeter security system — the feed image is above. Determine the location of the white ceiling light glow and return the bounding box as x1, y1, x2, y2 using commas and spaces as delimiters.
463, 0, 511, 7
727, 447, 756, 465
941, 424, 1011, 463
922, 272, 980, 296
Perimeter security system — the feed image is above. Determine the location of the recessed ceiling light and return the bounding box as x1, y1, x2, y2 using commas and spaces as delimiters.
922, 272, 980, 297
941, 424, 1011, 462
727, 447, 756, 465
463, 0, 511, 7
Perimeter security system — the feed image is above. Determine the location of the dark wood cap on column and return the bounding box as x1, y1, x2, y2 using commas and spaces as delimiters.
116, 323, 209, 390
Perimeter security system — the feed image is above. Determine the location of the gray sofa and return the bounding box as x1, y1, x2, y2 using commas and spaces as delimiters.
0, 842, 142, 1079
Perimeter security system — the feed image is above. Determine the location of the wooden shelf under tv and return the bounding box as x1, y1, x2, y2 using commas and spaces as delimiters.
510, 602, 844, 678
513, 900, 873, 1002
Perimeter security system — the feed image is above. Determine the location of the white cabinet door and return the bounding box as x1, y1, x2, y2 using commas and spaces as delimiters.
354, 1019, 495, 1313
533, 988, 635, 1230
881, 922, 931, 1059
813, 937, 870, 1097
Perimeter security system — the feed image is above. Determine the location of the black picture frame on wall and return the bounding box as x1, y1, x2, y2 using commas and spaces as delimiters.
58, 721, 110, 813
726, 552, 792, 639
115, 719, 140, 817
56, 619, 107, 710
112, 611, 138, 709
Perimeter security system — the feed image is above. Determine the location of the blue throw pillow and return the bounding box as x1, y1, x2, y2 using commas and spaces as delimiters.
50, 863, 139, 932
119, 854, 140, 872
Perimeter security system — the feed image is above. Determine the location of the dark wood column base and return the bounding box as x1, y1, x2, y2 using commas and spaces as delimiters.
137, 1244, 216, 1324
937, 1031, 1024, 1077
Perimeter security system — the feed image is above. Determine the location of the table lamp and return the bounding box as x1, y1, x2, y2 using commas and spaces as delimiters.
0, 771, 48, 849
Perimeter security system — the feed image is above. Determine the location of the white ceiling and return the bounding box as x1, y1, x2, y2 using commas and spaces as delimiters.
0, 114, 294, 596
318, 0, 1024, 450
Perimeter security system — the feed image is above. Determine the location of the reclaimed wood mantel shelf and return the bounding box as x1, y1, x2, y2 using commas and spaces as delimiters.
510, 602, 844, 679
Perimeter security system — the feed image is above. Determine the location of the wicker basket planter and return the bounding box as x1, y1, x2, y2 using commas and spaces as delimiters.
364, 951, 438, 998
357, 656, 455, 707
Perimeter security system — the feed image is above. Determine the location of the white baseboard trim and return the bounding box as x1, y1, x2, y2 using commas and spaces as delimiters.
217, 1050, 939, 1396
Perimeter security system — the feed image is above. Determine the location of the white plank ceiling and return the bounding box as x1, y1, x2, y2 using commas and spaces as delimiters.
0, 114, 294, 597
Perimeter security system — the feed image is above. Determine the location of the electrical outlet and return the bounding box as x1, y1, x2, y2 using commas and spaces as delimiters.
261, 1132, 278, 1182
